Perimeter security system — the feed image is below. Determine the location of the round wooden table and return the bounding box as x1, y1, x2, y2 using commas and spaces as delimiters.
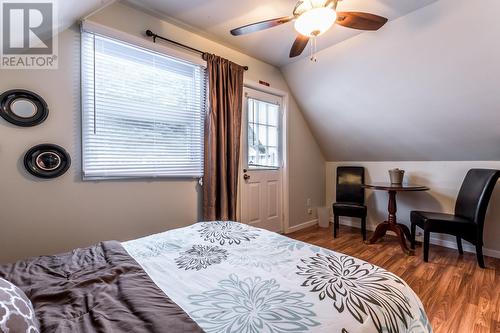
362, 183, 430, 255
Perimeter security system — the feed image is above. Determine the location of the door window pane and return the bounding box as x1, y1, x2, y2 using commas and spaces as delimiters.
267, 104, 279, 126
247, 98, 281, 169
268, 126, 278, 147
258, 104, 267, 125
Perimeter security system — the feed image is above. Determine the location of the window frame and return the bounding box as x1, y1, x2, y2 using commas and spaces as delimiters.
80, 21, 208, 181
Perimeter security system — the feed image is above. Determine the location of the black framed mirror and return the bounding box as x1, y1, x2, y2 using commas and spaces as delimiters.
0, 89, 49, 127
24, 144, 71, 179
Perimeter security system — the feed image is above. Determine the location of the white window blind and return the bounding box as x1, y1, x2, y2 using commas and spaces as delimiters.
81, 30, 206, 179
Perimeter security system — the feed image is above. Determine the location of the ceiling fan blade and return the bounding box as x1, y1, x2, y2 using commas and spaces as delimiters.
289, 35, 310, 58
230, 16, 294, 36
336, 12, 388, 31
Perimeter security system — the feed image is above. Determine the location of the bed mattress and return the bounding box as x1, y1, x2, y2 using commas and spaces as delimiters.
1, 221, 431, 333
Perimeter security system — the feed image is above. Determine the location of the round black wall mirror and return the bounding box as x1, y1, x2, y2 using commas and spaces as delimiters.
24, 144, 71, 179
0, 89, 49, 127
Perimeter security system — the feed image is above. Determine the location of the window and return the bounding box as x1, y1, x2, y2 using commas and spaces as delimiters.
246, 97, 281, 169
81, 29, 206, 179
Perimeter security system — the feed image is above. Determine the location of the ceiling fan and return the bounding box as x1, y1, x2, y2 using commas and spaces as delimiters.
230, 0, 388, 59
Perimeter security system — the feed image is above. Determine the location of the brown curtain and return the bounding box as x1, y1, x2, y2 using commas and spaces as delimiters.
202, 54, 245, 221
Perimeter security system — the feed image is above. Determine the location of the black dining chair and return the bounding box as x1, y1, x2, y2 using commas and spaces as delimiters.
332, 166, 367, 240
410, 169, 500, 268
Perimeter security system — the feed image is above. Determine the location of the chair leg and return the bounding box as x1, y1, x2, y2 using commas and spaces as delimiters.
476, 244, 485, 268
410, 223, 416, 250
456, 236, 464, 255
333, 215, 339, 238
423, 229, 430, 262
361, 217, 367, 241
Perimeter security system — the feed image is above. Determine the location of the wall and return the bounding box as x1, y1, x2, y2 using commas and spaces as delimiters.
326, 162, 500, 257
89, 2, 326, 229
0, 2, 325, 263
279, 0, 500, 255
288, 103, 325, 230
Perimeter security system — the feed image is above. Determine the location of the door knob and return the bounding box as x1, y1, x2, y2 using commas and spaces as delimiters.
243, 174, 250, 180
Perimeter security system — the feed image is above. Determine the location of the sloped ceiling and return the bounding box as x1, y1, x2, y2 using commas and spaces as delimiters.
124, 0, 436, 66
66, 0, 499, 162
282, 0, 500, 161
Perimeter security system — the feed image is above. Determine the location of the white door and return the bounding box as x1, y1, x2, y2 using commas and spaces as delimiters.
240, 88, 283, 233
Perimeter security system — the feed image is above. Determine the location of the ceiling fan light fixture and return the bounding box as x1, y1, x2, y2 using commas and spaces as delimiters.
294, 7, 337, 37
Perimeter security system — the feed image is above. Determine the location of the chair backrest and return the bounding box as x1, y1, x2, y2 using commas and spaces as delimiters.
454, 169, 500, 225
336, 166, 365, 204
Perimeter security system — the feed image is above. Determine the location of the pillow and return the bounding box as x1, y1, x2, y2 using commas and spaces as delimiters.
0, 278, 39, 333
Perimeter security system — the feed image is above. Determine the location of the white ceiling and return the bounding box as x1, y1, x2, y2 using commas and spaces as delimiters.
64, 0, 499, 162
124, 0, 437, 66
57, 0, 116, 32
282, 0, 500, 161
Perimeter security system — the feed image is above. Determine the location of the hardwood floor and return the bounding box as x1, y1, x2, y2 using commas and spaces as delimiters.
288, 224, 500, 333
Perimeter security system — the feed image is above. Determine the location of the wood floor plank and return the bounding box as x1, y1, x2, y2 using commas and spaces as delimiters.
288, 224, 500, 333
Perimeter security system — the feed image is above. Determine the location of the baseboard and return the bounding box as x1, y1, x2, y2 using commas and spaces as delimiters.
330, 217, 370, 231
329, 217, 500, 259
286, 219, 318, 233
428, 237, 500, 258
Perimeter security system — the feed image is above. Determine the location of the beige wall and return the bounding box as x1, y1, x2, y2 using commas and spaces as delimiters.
0, 2, 325, 263
88, 2, 326, 227
326, 161, 500, 257
288, 102, 326, 229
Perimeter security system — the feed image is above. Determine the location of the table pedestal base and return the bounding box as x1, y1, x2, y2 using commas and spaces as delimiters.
367, 221, 414, 255
366, 190, 415, 255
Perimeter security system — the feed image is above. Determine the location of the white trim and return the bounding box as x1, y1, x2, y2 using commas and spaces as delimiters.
329, 217, 500, 259
80, 20, 206, 67
286, 219, 318, 233
329, 217, 364, 229
427, 237, 500, 258
281, 91, 289, 235
241, 81, 290, 235
244, 89, 282, 106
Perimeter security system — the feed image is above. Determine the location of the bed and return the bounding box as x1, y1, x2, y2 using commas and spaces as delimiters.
0, 221, 431, 333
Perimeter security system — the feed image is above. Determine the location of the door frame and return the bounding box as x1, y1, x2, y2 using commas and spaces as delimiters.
238, 80, 289, 233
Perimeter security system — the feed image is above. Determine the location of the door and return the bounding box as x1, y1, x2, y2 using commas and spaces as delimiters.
240, 87, 283, 233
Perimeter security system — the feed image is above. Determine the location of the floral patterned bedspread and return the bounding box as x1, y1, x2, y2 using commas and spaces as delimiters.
123, 221, 432, 333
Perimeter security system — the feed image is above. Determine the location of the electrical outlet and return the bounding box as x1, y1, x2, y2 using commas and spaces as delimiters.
307, 208, 313, 215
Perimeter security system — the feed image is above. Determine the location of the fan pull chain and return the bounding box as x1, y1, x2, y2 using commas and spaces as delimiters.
310, 36, 317, 62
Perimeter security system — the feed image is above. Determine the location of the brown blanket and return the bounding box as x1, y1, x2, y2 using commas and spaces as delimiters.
0, 241, 203, 333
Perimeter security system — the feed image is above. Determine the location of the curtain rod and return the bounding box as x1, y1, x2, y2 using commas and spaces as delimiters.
145, 30, 249, 71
